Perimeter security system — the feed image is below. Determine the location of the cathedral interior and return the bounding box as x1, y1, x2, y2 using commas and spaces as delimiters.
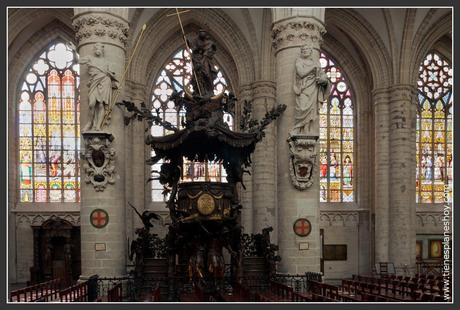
7, 7, 453, 303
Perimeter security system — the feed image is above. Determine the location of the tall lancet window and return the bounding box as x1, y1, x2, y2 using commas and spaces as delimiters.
416, 52, 452, 204
150, 48, 233, 201
18, 42, 80, 202
319, 52, 354, 203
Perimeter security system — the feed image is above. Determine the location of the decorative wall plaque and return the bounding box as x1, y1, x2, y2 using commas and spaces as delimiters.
90, 209, 109, 229
429, 239, 443, 259
95, 243, 107, 251
323, 244, 347, 261
299, 242, 310, 250
288, 135, 318, 190
293, 218, 312, 237
197, 193, 216, 216
416, 240, 422, 260
81, 131, 116, 191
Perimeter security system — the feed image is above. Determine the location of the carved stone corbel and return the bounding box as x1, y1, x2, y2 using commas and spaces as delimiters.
287, 135, 318, 190
81, 131, 116, 191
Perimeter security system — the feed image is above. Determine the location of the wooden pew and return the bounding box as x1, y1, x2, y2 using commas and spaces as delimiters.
256, 281, 296, 302
310, 281, 339, 300
346, 273, 447, 302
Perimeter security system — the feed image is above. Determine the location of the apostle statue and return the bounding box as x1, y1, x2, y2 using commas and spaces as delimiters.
187, 29, 218, 98
291, 43, 331, 136
80, 43, 119, 131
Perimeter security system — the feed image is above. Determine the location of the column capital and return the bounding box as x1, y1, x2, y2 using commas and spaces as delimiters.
72, 11, 129, 50
238, 84, 253, 101
272, 16, 326, 55
388, 84, 418, 104
372, 87, 390, 106
251, 80, 276, 100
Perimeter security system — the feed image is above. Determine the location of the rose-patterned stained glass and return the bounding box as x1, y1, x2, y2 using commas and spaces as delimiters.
416, 52, 452, 204
319, 52, 354, 202
18, 42, 80, 202
151, 49, 233, 201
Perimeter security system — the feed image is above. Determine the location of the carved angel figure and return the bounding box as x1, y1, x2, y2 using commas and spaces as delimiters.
292, 44, 331, 135
80, 43, 119, 131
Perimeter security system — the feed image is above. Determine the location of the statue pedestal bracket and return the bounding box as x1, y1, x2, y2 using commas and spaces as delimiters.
81, 131, 116, 192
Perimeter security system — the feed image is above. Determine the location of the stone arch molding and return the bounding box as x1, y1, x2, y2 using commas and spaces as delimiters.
128, 8, 255, 94
320, 211, 359, 227
144, 27, 239, 103
16, 213, 81, 226
8, 8, 74, 50
416, 212, 443, 228
408, 11, 452, 86
325, 9, 392, 88
9, 20, 75, 106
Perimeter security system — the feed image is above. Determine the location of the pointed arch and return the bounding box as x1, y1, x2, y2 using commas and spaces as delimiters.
319, 51, 355, 203
410, 11, 452, 86
325, 9, 392, 88
128, 8, 255, 94
149, 48, 233, 201
16, 40, 80, 203
415, 51, 452, 204
9, 18, 77, 206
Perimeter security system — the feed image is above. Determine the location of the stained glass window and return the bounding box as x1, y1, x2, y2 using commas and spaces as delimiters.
319, 52, 354, 202
151, 49, 233, 201
416, 52, 452, 204
18, 42, 80, 203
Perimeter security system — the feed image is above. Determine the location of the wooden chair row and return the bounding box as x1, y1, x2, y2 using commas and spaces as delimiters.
255, 281, 312, 302
355, 274, 443, 287
350, 274, 444, 299
343, 278, 446, 302
310, 281, 339, 300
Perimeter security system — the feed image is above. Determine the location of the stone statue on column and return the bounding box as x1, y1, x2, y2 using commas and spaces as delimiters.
288, 43, 330, 190
79, 43, 119, 191
80, 43, 119, 132
291, 43, 331, 136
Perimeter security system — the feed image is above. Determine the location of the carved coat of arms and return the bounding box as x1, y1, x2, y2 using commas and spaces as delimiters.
287, 135, 317, 190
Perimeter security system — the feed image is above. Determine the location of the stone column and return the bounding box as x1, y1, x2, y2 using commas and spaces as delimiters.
372, 88, 390, 263
73, 8, 129, 278
124, 80, 146, 240
238, 84, 254, 234
251, 81, 277, 235
272, 9, 325, 273
388, 84, 417, 270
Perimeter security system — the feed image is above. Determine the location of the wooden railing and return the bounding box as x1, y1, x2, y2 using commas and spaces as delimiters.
337, 274, 446, 302
9, 278, 63, 302
151, 283, 161, 302
59, 281, 88, 302
107, 282, 123, 302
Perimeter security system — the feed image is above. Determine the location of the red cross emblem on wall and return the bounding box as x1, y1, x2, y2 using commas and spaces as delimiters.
90, 209, 109, 229
293, 218, 311, 237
